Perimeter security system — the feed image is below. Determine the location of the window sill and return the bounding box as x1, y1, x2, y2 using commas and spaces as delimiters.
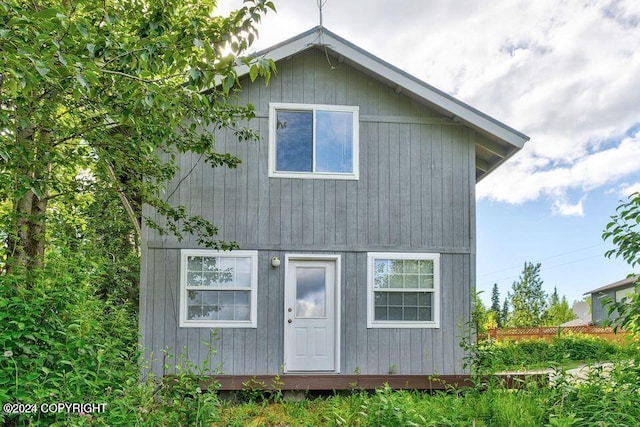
179, 321, 257, 329
367, 322, 440, 329
269, 171, 359, 180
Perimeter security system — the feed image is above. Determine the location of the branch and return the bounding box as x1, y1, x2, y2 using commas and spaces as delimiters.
103, 161, 142, 240
100, 69, 183, 84
102, 48, 149, 67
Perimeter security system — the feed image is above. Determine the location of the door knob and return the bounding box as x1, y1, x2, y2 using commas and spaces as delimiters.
288, 307, 292, 312
287, 319, 292, 323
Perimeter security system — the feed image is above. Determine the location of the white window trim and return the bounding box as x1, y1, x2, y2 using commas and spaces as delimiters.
366, 252, 440, 329
180, 249, 258, 328
268, 102, 359, 180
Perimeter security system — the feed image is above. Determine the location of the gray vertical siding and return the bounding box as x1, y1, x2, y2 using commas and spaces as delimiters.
141, 48, 475, 376
591, 291, 615, 325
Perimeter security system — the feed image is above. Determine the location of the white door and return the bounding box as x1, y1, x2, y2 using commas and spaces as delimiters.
284, 257, 338, 372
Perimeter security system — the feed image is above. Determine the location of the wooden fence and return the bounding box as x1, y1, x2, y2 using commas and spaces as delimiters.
485, 326, 630, 343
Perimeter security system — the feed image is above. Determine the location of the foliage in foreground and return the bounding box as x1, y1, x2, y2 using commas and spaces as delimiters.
1, 260, 638, 426
0, 265, 220, 426
473, 334, 634, 372
213, 361, 640, 427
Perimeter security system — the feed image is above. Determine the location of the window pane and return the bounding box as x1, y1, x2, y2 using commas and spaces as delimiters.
418, 307, 432, 321
276, 110, 313, 172
419, 260, 433, 274
418, 292, 432, 307
187, 290, 201, 304
374, 273, 389, 289
419, 275, 434, 289
389, 274, 403, 288
404, 307, 418, 320
235, 272, 251, 287
188, 256, 202, 271
405, 260, 419, 274
405, 274, 419, 288
188, 306, 203, 319
187, 272, 205, 286
390, 260, 403, 274
186, 256, 255, 288
202, 291, 219, 305
236, 257, 251, 273
374, 291, 432, 321
187, 290, 250, 321
295, 267, 326, 317
218, 305, 234, 320
202, 257, 218, 271
388, 292, 403, 306
315, 110, 353, 173
404, 293, 418, 306
388, 307, 403, 320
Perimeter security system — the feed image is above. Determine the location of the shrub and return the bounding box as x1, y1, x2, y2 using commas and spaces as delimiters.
0, 251, 223, 426
476, 334, 631, 371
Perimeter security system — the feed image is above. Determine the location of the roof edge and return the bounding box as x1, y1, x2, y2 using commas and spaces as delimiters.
239, 26, 529, 148
585, 275, 640, 295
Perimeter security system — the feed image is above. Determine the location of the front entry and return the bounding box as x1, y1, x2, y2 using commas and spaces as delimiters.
284, 255, 339, 372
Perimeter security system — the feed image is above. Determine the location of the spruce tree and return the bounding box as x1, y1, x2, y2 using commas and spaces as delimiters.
490, 283, 502, 327
507, 262, 548, 327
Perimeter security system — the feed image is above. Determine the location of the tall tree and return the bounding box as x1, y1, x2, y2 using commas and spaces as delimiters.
501, 299, 509, 327
490, 283, 502, 327
544, 287, 576, 326
0, 0, 275, 280
507, 262, 548, 327
603, 192, 640, 334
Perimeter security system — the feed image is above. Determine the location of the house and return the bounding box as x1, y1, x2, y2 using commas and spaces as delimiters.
586, 275, 639, 325
139, 27, 528, 387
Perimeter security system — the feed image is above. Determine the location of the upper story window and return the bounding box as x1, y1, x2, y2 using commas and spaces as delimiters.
180, 250, 258, 328
367, 252, 440, 329
269, 103, 359, 180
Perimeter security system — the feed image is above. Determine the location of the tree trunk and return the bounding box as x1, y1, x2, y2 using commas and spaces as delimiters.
4, 127, 49, 281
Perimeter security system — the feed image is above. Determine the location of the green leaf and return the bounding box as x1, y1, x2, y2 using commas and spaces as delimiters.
249, 64, 258, 81
75, 23, 89, 38
222, 75, 234, 93
189, 67, 201, 81
75, 73, 88, 88
34, 8, 60, 19
34, 61, 49, 77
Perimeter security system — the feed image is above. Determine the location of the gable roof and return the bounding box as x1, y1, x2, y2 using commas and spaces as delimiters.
235, 26, 529, 182
585, 275, 639, 295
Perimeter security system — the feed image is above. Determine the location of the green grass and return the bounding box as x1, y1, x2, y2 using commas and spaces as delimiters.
475, 334, 634, 372
211, 364, 640, 427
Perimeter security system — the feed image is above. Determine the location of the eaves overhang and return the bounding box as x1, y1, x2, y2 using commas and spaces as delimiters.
235, 26, 529, 182
584, 275, 640, 295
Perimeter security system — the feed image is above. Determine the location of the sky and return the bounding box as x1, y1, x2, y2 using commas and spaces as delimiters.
217, 0, 640, 308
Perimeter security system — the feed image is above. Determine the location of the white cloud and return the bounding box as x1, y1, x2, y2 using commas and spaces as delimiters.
552, 197, 585, 217
477, 131, 640, 205
217, 0, 640, 212
619, 182, 640, 197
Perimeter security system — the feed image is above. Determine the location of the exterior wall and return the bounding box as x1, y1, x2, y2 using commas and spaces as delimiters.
591, 290, 615, 325
140, 48, 476, 377
591, 286, 638, 325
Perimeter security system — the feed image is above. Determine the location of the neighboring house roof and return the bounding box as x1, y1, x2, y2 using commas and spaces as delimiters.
560, 315, 592, 327
585, 275, 640, 295
235, 26, 529, 182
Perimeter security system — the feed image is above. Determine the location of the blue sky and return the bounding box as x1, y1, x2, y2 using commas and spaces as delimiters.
218, 0, 640, 306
